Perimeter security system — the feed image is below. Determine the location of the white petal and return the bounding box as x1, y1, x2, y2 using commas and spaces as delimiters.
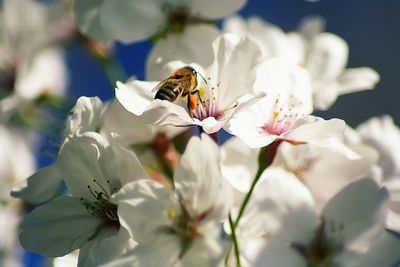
11, 164, 62, 204
297, 15, 326, 41
146, 25, 220, 81
20, 196, 101, 257
180, 231, 228, 267
224, 16, 304, 64
199, 116, 226, 134
116, 82, 193, 129
141, 99, 194, 127
322, 178, 388, 244
78, 226, 133, 267
338, 67, 380, 95
64, 96, 105, 137
115, 80, 156, 116
58, 132, 136, 199
240, 167, 317, 242
112, 180, 178, 243
221, 137, 260, 193
174, 134, 229, 217
357, 115, 400, 179
336, 229, 400, 267
252, 239, 307, 267
189, 0, 247, 19
102, 137, 149, 186
306, 32, 348, 80
226, 105, 276, 148
102, 235, 180, 267
102, 99, 157, 145
207, 33, 262, 109
74, 0, 164, 43
253, 58, 313, 115
284, 116, 360, 159
308, 145, 377, 210
311, 80, 340, 110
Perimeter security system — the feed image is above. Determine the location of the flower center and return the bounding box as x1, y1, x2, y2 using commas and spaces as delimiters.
263, 95, 304, 136
291, 219, 344, 267
164, 198, 213, 258
81, 179, 121, 240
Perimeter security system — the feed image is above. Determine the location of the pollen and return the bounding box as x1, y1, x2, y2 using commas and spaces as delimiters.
167, 208, 178, 219
199, 87, 206, 99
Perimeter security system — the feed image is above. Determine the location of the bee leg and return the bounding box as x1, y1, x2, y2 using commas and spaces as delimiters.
191, 89, 204, 105
187, 93, 197, 119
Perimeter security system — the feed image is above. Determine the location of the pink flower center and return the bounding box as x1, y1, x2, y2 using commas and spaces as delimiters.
262, 95, 304, 136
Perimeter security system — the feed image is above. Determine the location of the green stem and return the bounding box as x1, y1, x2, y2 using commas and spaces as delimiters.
229, 213, 242, 267
153, 151, 175, 182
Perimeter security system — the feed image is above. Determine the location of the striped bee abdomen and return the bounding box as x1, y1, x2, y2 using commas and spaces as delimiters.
155, 83, 182, 102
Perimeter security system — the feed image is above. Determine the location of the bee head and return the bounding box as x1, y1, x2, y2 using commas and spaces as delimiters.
183, 66, 207, 84
183, 66, 196, 74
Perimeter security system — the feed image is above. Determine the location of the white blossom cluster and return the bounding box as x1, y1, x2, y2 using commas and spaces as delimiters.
1, 0, 399, 267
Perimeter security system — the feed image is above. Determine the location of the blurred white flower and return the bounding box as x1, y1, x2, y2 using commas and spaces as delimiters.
0, 123, 36, 201
0, 0, 69, 119
357, 115, 400, 233
104, 135, 231, 267
224, 15, 380, 110
19, 132, 146, 266
0, 205, 23, 267
236, 170, 400, 267
117, 34, 265, 134
74, 0, 246, 44
272, 137, 378, 211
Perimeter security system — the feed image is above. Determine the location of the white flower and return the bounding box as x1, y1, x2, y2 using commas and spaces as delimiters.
357, 115, 400, 233
236, 169, 400, 267
224, 15, 380, 110
225, 57, 357, 153
74, 0, 246, 43
103, 135, 231, 267
19, 132, 147, 266
225, 57, 315, 148
116, 33, 265, 134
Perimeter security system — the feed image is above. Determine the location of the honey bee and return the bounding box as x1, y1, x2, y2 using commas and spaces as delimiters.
152, 66, 206, 115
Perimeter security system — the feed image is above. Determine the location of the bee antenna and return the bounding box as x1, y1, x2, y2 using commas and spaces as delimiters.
196, 71, 208, 84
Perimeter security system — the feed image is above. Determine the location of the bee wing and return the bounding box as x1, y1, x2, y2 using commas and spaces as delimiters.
151, 78, 173, 93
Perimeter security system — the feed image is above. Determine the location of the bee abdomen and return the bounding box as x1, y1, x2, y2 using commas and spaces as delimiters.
155, 85, 180, 102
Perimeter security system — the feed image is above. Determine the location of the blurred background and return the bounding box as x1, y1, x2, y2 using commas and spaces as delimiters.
15, 0, 400, 266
